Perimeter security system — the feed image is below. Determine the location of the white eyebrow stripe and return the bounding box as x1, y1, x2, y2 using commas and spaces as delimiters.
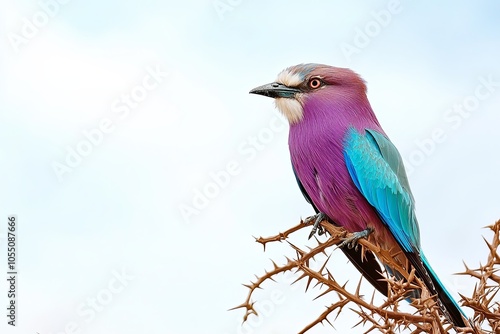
276, 70, 303, 87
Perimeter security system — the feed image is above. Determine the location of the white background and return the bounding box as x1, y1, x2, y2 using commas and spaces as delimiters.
1, 0, 499, 333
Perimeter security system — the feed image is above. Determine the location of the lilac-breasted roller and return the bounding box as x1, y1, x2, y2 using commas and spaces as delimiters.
249, 64, 466, 327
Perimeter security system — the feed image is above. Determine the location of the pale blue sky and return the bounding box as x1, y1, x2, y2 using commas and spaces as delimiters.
1, 1, 500, 333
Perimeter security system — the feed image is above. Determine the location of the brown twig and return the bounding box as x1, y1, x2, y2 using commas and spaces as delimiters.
233, 219, 500, 333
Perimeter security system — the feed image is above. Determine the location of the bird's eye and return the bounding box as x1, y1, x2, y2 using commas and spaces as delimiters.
308, 78, 322, 89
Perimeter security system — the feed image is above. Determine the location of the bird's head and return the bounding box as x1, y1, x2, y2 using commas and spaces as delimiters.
250, 63, 368, 125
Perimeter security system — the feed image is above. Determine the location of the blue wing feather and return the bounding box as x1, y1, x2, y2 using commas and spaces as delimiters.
343, 127, 466, 326
343, 127, 420, 252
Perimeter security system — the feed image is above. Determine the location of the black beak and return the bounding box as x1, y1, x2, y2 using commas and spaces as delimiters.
249, 82, 300, 99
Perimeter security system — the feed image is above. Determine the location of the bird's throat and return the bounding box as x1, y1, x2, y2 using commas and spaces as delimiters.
275, 97, 304, 124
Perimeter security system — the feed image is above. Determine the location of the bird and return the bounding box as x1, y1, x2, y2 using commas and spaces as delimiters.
249, 63, 466, 328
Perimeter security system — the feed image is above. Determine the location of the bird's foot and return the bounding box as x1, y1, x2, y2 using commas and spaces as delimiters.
339, 227, 374, 250
303, 212, 328, 239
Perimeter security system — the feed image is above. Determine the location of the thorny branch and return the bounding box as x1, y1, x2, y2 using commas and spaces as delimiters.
233, 219, 500, 333
458, 221, 500, 332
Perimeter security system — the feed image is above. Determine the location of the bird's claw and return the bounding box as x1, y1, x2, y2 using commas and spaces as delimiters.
303, 212, 328, 239
338, 227, 374, 250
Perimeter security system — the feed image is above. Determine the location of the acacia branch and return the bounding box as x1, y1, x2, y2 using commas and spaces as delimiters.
233, 219, 500, 333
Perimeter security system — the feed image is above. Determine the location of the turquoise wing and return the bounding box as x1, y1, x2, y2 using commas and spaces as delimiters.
343, 128, 420, 252
344, 128, 467, 326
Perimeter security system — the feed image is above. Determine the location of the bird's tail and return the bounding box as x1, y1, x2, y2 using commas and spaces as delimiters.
409, 251, 466, 328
